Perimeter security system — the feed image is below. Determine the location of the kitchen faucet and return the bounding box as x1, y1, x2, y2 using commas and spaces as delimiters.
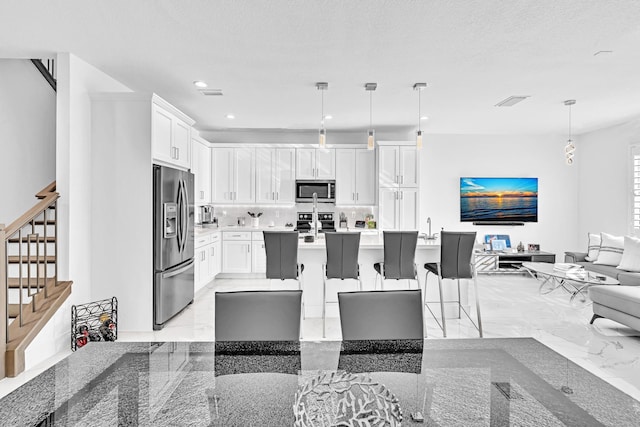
312, 192, 318, 239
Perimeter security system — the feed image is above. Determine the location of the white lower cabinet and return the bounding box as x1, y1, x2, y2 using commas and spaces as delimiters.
195, 232, 221, 292
221, 230, 268, 274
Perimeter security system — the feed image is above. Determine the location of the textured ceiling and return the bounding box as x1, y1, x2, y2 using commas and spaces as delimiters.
2, 0, 640, 136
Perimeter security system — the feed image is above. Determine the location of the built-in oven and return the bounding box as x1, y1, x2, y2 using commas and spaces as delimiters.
295, 180, 336, 203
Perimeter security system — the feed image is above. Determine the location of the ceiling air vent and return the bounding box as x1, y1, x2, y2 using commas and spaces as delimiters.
495, 96, 530, 107
199, 89, 224, 96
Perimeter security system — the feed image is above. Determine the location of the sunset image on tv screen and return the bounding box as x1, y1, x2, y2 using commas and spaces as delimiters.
460, 177, 538, 222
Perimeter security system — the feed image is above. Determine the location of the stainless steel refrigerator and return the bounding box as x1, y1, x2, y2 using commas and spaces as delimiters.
153, 164, 195, 330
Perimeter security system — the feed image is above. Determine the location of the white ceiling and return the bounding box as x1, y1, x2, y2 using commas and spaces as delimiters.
2, 0, 640, 137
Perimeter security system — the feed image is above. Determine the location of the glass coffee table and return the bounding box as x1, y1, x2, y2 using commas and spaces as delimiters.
521, 262, 619, 305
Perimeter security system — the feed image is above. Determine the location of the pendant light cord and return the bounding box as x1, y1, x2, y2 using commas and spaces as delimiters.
418, 89, 422, 132
369, 90, 373, 130
568, 103, 572, 141
321, 88, 325, 128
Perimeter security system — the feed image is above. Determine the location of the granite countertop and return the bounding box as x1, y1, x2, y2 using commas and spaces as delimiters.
1, 338, 637, 426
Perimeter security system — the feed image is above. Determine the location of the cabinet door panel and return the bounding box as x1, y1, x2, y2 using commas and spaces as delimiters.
378, 146, 399, 188
255, 148, 275, 204
212, 240, 222, 278
275, 148, 296, 204
399, 146, 418, 187
234, 148, 255, 203
296, 148, 316, 179
355, 149, 376, 205
379, 188, 398, 230
211, 148, 233, 203
316, 149, 335, 179
335, 149, 355, 205
173, 118, 191, 169
251, 241, 267, 273
152, 105, 173, 164
222, 241, 252, 273
399, 188, 418, 230
192, 140, 211, 204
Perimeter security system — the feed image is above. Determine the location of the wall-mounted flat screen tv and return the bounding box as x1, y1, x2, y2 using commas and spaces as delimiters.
460, 177, 538, 223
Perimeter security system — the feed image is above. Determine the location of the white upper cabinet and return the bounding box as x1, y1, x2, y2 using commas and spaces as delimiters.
378, 188, 418, 230
336, 149, 356, 204
296, 148, 335, 179
275, 148, 296, 203
256, 148, 295, 204
151, 99, 193, 170
211, 147, 255, 204
378, 145, 418, 188
354, 149, 376, 204
399, 146, 418, 187
192, 136, 211, 205
335, 148, 375, 205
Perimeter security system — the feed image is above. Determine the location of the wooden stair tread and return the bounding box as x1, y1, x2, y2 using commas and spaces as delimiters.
7, 255, 56, 264
7, 304, 31, 318
7, 236, 56, 243
7, 277, 56, 289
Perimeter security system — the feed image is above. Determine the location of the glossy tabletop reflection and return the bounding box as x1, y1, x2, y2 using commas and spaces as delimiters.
1, 338, 638, 426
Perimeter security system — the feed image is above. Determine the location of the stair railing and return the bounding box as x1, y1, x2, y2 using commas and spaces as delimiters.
1, 183, 58, 346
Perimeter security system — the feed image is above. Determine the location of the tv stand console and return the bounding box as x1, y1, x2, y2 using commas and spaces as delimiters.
474, 251, 556, 274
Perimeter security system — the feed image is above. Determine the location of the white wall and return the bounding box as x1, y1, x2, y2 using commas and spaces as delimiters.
576, 117, 640, 244
25, 53, 130, 370
0, 59, 55, 225
418, 134, 580, 259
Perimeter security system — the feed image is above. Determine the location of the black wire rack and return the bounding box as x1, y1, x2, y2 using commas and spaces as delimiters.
71, 297, 118, 351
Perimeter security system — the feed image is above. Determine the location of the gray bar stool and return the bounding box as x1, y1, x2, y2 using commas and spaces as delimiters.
215, 290, 303, 341
373, 231, 420, 290
337, 289, 424, 340
263, 231, 305, 319
424, 231, 482, 337
322, 232, 362, 338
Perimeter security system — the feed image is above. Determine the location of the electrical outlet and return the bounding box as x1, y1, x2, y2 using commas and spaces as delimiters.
351, 211, 356, 219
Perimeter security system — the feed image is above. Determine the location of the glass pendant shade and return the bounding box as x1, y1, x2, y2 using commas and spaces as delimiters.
416, 130, 423, 150
565, 139, 575, 165
319, 128, 326, 148
367, 130, 375, 150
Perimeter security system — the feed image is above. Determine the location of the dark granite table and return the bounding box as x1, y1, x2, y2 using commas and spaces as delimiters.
0, 338, 638, 426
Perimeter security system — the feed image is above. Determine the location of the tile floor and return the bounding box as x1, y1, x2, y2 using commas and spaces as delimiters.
1, 273, 639, 402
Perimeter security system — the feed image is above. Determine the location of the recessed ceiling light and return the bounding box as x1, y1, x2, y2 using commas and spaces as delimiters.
225, 114, 235, 119
193, 81, 208, 88
420, 116, 429, 121
324, 115, 333, 120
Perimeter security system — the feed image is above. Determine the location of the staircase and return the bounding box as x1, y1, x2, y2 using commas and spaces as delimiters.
1, 182, 72, 378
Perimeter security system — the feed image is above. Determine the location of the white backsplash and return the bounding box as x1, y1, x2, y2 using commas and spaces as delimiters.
207, 204, 377, 228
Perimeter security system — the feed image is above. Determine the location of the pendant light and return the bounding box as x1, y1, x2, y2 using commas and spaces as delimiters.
316, 82, 328, 148
413, 83, 427, 150
365, 83, 377, 150
564, 99, 576, 165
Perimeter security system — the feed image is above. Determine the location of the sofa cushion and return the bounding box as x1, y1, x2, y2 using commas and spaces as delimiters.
617, 272, 640, 286
585, 232, 601, 262
617, 235, 640, 272
593, 232, 624, 266
589, 285, 640, 316
579, 262, 620, 279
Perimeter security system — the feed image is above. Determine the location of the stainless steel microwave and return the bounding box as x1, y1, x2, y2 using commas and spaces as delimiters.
295, 180, 336, 203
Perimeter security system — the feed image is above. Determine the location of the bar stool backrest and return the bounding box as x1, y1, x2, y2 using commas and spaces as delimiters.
325, 232, 361, 279
440, 231, 477, 279
215, 290, 302, 341
338, 290, 423, 340
383, 231, 418, 279
263, 231, 299, 280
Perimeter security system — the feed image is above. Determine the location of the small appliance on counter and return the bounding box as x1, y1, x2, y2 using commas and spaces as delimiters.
339, 212, 348, 229
199, 205, 216, 226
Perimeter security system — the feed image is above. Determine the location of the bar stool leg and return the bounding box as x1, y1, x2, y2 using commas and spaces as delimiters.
436, 264, 447, 338
322, 264, 327, 338
457, 279, 462, 319
474, 274, 483, 337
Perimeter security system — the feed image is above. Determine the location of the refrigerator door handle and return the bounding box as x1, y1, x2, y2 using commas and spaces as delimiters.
181, 178, 189, 253
162, 259, 195, 279
176, 179, 183, 253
